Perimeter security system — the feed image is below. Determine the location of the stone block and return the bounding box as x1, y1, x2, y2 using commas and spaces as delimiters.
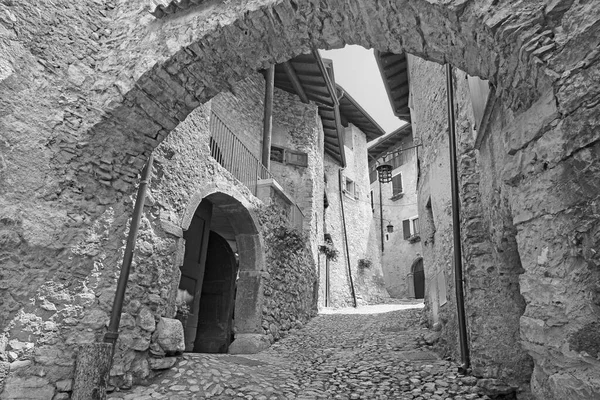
153, 318, 184, 354
148, 356, 177, 370
137, 307, 156, 332
233, 271, 264, 334
1, 376, 55, 399
55, 379, 73, 392
80, 308, 108, 330
228, 334, 271, 354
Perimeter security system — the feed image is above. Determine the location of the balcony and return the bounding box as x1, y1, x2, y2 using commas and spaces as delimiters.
209, 111, 304, 230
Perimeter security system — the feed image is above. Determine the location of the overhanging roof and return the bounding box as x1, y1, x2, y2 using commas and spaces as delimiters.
338, 85, 385, 142
367, 124, 412, 161
375, 51, 411, 123
270, 52, 385, 166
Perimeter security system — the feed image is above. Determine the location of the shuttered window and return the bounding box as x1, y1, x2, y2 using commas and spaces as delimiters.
270, 146, 308, 167
392, 174, 403, 196
403, 219, 411, 239
286, 150, 308, 167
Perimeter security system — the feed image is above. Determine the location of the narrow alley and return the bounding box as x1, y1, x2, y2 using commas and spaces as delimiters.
108, 302, 490, 400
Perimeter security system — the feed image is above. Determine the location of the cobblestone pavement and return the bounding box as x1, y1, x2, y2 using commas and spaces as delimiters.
108, 302, 491, 400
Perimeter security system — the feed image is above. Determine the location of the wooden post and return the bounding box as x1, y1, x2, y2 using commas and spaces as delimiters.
261, 65, 275, 170
72, 343, 113, 400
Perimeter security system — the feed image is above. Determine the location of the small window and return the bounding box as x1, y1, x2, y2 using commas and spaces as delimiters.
390, 150, 406, 169
392, 173, 403, 198
403, 216, 420, 241
412, 217, 420, 235
344, 177, 356, 198
270, 146, 285, 163
370, 190, 374, 213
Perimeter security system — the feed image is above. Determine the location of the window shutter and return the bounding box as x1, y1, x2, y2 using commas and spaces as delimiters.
341, 174, 347, 192
285, 150, 308, 167
403, 219, 411, 239
392, 174, 403, 196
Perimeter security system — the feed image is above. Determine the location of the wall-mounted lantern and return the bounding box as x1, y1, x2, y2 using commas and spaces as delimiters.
376, 163, 393, 183
386, 223, 394, 233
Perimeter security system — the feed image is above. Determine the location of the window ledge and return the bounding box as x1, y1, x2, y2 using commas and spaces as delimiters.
390, 193, 404, 201
343, 190, 357, 200
407, 235, 421, 244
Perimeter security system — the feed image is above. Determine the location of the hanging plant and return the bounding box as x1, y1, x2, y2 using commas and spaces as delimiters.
358, 258, 372, 269
319, 239, 339, 262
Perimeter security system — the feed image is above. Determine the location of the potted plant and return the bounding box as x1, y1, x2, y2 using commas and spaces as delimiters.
175, 300, 190, 328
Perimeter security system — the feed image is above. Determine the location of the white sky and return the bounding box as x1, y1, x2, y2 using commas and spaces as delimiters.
320, 46, 406, 136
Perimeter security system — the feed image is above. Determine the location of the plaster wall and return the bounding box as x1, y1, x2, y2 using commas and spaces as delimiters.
371, 134, 423, 298
321, 125, 387, 308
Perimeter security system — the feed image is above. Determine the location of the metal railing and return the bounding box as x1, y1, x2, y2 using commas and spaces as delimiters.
209, 111, 304, 230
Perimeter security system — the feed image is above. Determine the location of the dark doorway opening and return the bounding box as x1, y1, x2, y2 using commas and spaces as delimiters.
194, 231, 237, 353
178, 198, 239, 353
413, 258, 425, 299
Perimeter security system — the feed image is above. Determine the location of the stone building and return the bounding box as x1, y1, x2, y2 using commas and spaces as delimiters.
367, 124, 424, 299
322, 110, 389, 308
1, 1, 600, 399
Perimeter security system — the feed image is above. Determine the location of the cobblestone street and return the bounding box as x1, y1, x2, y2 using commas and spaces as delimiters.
108, 302, 491, 400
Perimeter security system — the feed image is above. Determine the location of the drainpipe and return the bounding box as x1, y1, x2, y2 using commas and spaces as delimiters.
104, 153, 154, 347
446, 63, 470, 370
338, 169, 357, 308
379, 178, 384, 252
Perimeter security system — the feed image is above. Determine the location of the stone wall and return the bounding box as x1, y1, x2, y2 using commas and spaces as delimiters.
322, 125, 388, 307
371, 133, 423, 298
0, 75, 321, 396
411, 55, 534, 396
258, 205, 318, 343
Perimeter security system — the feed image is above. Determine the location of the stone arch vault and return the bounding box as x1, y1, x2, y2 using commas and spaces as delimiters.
179, 184, 266, 352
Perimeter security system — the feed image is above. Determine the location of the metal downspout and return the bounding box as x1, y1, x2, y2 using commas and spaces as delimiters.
379, 178, 384, 252
338, 169, 357, 308
445, 64, 470, 370
104, 153, 154, 346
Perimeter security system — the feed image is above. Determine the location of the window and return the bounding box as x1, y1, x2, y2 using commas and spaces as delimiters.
370, 190, 374, 213
270, 146, 308, 167
412, 217, 420, 235
270, 146, 285, 163
369, 168, 378, 184
343, 177, 358, 199
402, 215, 420, 241
467, 75, 491, 131
391, 173, 403, 198
389, 150, 406, 169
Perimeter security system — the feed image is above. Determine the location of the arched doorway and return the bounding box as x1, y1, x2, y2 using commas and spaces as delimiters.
179, 188, 265, 354
412, 258, 424, 300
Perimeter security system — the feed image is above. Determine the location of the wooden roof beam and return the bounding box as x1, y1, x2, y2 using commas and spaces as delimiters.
282, 61, 309, 104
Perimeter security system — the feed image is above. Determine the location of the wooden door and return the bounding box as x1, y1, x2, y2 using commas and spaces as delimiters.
179, 200, 213, 351
413, 259, 425, 299
193, 231, 237, 353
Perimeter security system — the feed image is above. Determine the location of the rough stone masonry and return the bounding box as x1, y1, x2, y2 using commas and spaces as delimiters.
1, 0, 600, 399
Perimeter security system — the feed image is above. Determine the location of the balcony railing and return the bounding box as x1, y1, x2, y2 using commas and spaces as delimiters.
209, 111, 304, 230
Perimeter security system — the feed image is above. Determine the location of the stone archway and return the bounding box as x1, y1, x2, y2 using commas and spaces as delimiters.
179, 184, 266, 353
2, 1, 600, 398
